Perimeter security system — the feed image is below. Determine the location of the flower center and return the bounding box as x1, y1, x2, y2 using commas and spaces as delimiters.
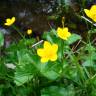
44, 49, 54, 58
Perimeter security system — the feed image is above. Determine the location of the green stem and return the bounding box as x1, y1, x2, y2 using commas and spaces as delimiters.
12, 25, 25, 40
68, 48, 86, 85
62, 16, 65, 28
87, 27, 93, 76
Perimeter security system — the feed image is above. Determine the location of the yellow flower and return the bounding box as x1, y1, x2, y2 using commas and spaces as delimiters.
84, 5, 96, 22
4, 17, 16, 26
57, 27, 71, 40
27, 29, 32, 35
37, 41, 58, 63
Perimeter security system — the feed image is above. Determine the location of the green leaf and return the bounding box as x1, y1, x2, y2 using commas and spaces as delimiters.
67, 34, 81, 45
88, 29, 96, 34
43, 70, 59, 80
82, 52, 96, 67
42, 32, 54, 43
14, 51, 37, 86
14, 68, 33, 86
19, 38, 36, 47
41, 85, 75, 96
16, 86, 32, 96
50, 29, 57, 36
17, 50, 33, 66
37, 61, 60, 80
82, 60, 95, 67
0, 32, 4, 47
42, 29, 59, 44
85, 44, 96, 52
38, 64, 59, 80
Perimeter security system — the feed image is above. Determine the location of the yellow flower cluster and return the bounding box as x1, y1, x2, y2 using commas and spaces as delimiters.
4, 17, 32, 35
37, 26, 72, 63
4, 16, 72, 64
37, 18, 72, 63
4, 17, 16, 26
84, 5, 96, 22
57, 27, 71, 40
4, 5, 96, 64
4, 16, 72, 63
37, 41, 58, 63
27, 29, 32, 35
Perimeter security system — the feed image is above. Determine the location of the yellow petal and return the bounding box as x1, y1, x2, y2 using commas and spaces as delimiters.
57, 31, 63, 38
57, 27, 63, 33
27, 29, 32, 35
57, 27, 71, 40
84, 9, 91, 17
37, 49, 44, 56
63, 27, 68, 32
4, 23, 9, 26
52, 44, 58, 53
90, 5, 96, 13
41, 57, 49, 63
57, 28, 63, 38
50, 54, 57, 61
93, 17, 96, 22
63, 37, 68, 40
64, 32, 71, 40
66, 31, 71, 37
12, 17, 16, 23
5, 17, 15, 26
44, 41, 51, 49
6, 18, 11, 23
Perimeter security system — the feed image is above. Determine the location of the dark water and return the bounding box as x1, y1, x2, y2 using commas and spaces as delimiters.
0, 0, 57, 47
0, 0, 56, 34
0, 0, 96, 48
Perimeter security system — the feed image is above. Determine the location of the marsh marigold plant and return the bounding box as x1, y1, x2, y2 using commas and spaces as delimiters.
4, 17, 16, 26
37, 41, 58, 63
84, 5, 96, 22
57, 27, 71, 40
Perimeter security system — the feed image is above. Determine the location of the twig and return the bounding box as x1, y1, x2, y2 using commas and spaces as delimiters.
81, 16, 96, 27
72, 40, 82, 51
92, 37, 96, 44
32, 40, 44, 48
